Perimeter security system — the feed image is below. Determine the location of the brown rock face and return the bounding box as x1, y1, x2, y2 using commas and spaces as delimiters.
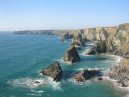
108, 59, 129, 87
86, 47, 96, 55
73, 69, 100, 82
95, 41, 107, 54
40, 62, 62, 82
64, 45, 80, 63
71, 33, 85, 47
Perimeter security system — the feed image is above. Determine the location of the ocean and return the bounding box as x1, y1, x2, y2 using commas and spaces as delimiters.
0, 32, 127, 97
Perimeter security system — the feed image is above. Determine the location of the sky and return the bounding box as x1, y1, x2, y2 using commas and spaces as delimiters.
0, 0, 129, 31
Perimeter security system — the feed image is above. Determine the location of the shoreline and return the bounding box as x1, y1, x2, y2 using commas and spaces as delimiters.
102, 76, 129, 92
82, 47, 129, 92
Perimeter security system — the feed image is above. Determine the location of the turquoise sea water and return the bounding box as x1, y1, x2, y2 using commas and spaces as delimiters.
0, 32, 127, 97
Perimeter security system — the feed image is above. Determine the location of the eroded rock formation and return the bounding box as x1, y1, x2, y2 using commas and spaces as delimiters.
40, 62, 62, 82
73, 69, 100, 82
64, 45, 80, 63
108, 59, 129, 87
71, 33, 85, 47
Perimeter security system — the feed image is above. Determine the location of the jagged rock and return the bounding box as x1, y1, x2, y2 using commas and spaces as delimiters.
97, 77, 103, 81
86, 47, 96, 55
64, 45, 80, 63
40, 62, 62, 82
108, 59, 129, 87
73, 69, 100, 82
33, 80, 40, 84
95, 41, 107, 53
71, 33, 85, 47
86, 41, 107, 55
121, 82, 127, 87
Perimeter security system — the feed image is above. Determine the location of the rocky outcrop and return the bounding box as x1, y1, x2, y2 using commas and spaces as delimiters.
40, 62, 62, 82
95, 41, 107, 54
86, 47, 96, 55
108, 59, 129, 87
64, 45, 80, 63
73, 69, 100, 82
71, 33, 85, 47
86, 41, 107, 55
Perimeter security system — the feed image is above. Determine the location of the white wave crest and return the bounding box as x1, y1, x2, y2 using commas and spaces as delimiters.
68, 78, 91, 86
7, 77, 46, 89
7, 77, 62, 90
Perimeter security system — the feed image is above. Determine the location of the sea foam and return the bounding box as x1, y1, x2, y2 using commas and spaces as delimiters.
7, 77, 62, 90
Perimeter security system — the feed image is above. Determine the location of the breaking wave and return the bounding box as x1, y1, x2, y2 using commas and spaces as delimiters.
7, 77, 62, 90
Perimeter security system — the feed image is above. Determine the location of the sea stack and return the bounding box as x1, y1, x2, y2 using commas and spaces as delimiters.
64, 45, 80, 63
40, 62, 62, 82
73, 69, 100, 82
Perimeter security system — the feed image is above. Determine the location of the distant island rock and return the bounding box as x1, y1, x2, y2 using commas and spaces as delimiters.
14, 30, 55, 35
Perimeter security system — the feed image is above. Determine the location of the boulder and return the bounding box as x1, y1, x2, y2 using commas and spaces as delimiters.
97, 77, 103, 81
73, 69, 100, 82
64, 45, 80, 63
40, 62, 62, 82
86, 47, 96, 55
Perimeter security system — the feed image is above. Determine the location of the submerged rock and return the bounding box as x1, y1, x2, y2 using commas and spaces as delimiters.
40, 62, 62, 82
64, 45, 80, 63
73, 69, 100, 82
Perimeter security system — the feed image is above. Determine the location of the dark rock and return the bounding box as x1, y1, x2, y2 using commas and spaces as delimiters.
40, 62, 62, 82
95, 41, 107, 53
64, 45, 80, 63
86, 47, 96, 55
121, 82, 127, 87
97, 77, 103, 81
73, 69, 100, 82
33, 80, 40, 83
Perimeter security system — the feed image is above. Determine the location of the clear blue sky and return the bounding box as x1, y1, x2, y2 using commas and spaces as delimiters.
0, 0, 129, 31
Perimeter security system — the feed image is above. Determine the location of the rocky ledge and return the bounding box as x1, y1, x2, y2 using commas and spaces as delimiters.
63, 45, 80, 63
40, 62, 62, 82
73, 69, 101, 82
71, 33, 85, 47
108, 59, 129, 87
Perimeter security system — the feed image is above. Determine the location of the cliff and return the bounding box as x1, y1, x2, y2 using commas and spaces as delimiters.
14, 23, 129, 86
56, 23, 129, 86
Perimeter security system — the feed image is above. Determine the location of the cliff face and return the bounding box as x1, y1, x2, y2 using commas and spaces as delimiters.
14, 23, 129, 86
14, 23, 129, 58
59, 23, 129, 58
58, 23, 129, 86
71, 32, 85, 47
108, 59, 129, 87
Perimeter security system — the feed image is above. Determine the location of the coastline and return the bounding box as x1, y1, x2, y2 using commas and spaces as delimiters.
82, 46, 129, 92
